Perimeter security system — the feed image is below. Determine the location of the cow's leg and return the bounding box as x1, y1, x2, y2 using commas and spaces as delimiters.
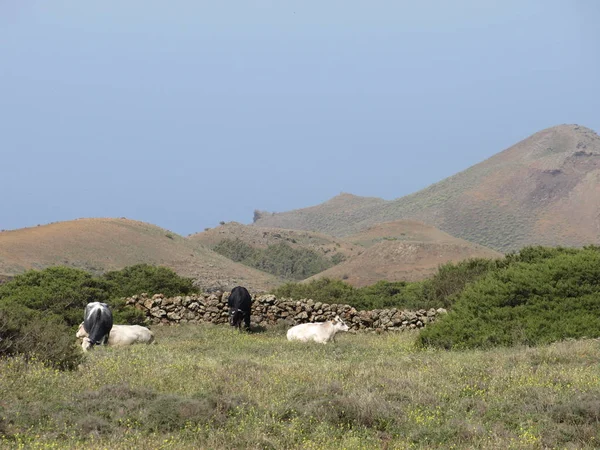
244, 312, 251, 331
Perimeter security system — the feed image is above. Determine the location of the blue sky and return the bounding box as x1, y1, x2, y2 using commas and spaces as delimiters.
1, 1, 599, 235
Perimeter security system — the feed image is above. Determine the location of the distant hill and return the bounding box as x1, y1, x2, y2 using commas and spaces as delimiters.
0, 218, 280, 293
253, 124, 600, 252
0, 218, 502, 293
190, 222, 360, 260
306, 220, 502, 287
346, 219, 473, 247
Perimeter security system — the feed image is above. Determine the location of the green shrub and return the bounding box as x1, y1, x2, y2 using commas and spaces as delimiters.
418, 246, 600, 349
102, 264, 198, 298
330, 253, 346, 265
273, 278, 355, 303
357, 280, 428, 310
110, 297, 147, 325
0, 304, 82, 370
0, 266, 112, 327
419, 258, 505, 309
272, 278, 431, 310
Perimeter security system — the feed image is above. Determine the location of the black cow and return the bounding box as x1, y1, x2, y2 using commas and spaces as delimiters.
227, 286, 252, 331
81, 302, 113, 351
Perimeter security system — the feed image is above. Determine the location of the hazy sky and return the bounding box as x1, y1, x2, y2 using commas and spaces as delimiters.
1, 1, 599, 235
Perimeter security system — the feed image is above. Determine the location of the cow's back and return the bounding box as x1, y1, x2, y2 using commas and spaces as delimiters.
104, 324, 154, 346
83, 302, 113, 345
287, 322, 334, 343
287, 323, 321, 342
228, 286, 252, 310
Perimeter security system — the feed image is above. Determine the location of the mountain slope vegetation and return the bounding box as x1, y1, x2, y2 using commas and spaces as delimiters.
189, 222, 360, 280
193, 220, 501, 286
190, 222, 359, 259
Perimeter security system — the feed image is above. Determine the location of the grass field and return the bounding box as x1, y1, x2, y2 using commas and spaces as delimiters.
1, 325, 599, 449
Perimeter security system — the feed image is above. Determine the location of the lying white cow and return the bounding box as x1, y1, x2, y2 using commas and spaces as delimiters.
286, 315, 350, 344
77, 323, 155, 347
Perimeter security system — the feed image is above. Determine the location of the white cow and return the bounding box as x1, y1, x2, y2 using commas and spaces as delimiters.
77, 323, 155, 347
286, 315, 350, 344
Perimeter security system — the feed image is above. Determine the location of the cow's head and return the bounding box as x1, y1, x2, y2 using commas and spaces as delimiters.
332, 315, 349, 332
230, 308, 245, 329
76, 322, 87, 339
81, 336, 105, 352
81, 337, 93, 352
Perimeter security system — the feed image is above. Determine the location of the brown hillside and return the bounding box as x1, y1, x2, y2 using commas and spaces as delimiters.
307, 220, 502, 287
190, 222, 360, 260
0, 218, 280, 292
346, 219, 469, 247
253, 124, 600, 252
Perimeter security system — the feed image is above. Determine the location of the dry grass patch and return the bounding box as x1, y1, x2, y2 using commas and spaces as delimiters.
0, 325, 599, 449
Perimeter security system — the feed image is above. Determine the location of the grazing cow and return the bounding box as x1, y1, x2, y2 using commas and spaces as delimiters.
227, 286, 252, 331
81, 302, 113, 352
77, 323, 155, 346
287, 315, 350, 344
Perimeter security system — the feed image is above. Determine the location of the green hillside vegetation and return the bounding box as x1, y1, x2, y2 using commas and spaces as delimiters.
272, 257, 505, 311
0, 265, 198, 369
213, 238, 342, 280
419, 246, 600, 349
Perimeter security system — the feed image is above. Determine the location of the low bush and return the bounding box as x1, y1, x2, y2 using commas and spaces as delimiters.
273, 278, 431, 310
419, 257, 505, 309
273, 278, 355, 304
102, 264, 198, 298
0, 304, 82, 370
418, 246, 600, 349
0, 266, 112, 327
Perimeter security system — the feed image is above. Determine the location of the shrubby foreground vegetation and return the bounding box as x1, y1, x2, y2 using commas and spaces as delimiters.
419, 246, 600, 349
1, 325, 599, 449
2, 246, 600, 371
0, 264, 198, 369
276, 246, 600, 349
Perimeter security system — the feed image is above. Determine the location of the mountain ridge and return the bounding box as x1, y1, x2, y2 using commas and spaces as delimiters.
253, 124, 600, 251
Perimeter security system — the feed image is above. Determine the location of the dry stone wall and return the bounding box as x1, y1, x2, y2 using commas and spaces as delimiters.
126, 292, 447, 332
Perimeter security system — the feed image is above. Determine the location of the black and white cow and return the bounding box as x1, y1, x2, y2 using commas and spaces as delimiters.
227, 286, 252, 331
81, 302, 113, 351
